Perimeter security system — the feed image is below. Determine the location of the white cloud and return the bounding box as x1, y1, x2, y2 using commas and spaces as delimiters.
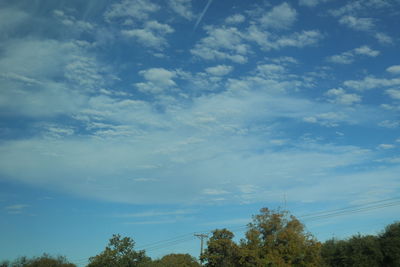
256, 64, 286, 79
325, 88, 362, 105
327, 46, 379, 64
237, 184, 259, 194
339, 16, 375, 31
190, 26, 249, 63
205, 65, 233, 76
303, 116, 318, 123
299, 0, 330, 7
53, 9, 94, 32
385, 89, 400, 100
122, 21, 174, 50
202, 189, 230, 195
168, 0, 194, 20
344, 76, 400, 90
330, 0, 391, 17
387, 65, 400, 75
104, 0, 159, 22
64, 55, 106, 91
140, 68, 176, 87
375, 32, 393, 44
0, 39, 93, 117
379, 120, 400, 128
328, 52, 354, 64
354, 45, 380, 57
260, 2, 297, 30
135, 68, 177, 94
0, 72, 42, 85
275, 30, 322, 48
0, 72, 390, 204
225, 14, 246, 24
245, 29, 322, 51
378, 144, 395, 150
5, 204, 30, 214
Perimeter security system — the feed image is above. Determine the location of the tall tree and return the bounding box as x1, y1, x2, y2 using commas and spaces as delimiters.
87, 234, 150, 267
240, 208, 322, 267
201, 229, 240, 267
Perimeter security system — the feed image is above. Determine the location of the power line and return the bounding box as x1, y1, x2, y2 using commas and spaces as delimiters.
69, 197, 400, 266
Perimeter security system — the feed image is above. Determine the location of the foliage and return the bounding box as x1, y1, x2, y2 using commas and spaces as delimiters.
201, 208, 322, 267
240, 208, 322, 267
380, 222, 400, 267
87, 234, 150, 267
321, 222, 400, 267
321, 235, 382, 267
2, 213, 399, 267
201, 229, 240, 267
0, 254, 75, 267
140, 253, 200, 267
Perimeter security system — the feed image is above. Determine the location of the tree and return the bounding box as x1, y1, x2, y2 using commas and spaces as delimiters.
201, 229, 240, 267
320, 238, 348, 267
142, 254, 200, 267
240, 208, 322, 267
87, 234, 150, 267
239, 227, 267, 267
380, 221, 400, 266
0, 254, 75, 267
346, 234, 382, 266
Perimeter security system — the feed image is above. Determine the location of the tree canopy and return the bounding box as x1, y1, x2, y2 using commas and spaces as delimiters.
87, 234, 150, 267
0, 254, 75, 267
142, 253, 200, 267
1, 211, 399, 267
201, 208, 322, 267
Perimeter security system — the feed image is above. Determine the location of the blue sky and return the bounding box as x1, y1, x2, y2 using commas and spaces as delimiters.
1, 0, 400, 265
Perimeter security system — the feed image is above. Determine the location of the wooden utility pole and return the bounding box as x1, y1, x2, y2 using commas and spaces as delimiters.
194, 233, 208, 262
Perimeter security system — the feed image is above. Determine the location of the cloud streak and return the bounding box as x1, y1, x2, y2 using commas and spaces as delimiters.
193, 0, 213, 31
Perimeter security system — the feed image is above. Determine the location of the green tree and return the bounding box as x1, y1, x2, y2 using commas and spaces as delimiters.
240, 208, 322, 267
239, 228, 266, 267
1, 254, 75, 267
321, 238, 348, 267
142, 254, 200, 267
346, 234, 382, 267
201, 229, 240, 267
380, 222, 400, 266
87, 234, 150, 267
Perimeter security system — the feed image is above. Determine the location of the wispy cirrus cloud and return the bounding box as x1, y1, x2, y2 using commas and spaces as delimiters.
5, 204, 30, 214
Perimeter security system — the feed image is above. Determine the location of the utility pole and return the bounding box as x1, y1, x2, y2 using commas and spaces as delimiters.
194, 233, 208, 263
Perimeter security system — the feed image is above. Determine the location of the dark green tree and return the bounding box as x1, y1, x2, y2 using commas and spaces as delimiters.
87, 234, 150, 267
142, 253, 200, 267
1, 254, 75, 267
380, 222, 400, 266
201, 229, 240, 267
321, 238, 348, 267
321, 231, 389, 266
346, 234, 382, 266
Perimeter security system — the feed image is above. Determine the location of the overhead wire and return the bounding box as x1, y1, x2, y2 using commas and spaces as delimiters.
68, 197, 400, 266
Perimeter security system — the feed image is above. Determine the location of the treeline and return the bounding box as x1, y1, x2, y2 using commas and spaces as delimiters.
1, 208, 399, 267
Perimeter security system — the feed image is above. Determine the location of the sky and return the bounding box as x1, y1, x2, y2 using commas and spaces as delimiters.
1, 0, 400, 265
